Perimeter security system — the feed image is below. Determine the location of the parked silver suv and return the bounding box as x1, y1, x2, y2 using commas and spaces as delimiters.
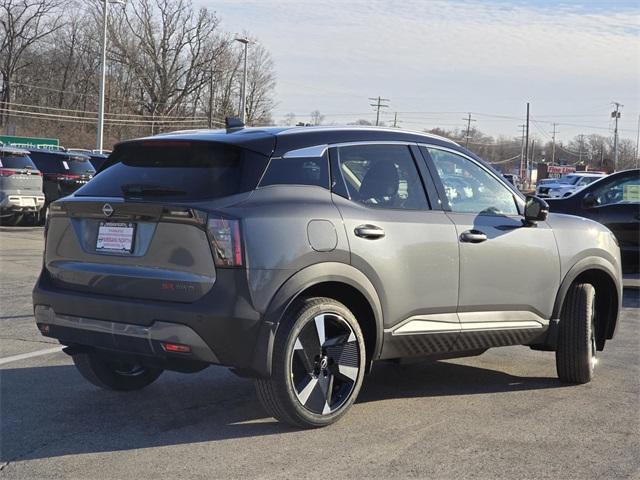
0, 146, 45, 225
33, 126, 622, 428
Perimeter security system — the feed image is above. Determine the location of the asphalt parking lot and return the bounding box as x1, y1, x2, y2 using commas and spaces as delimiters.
1, 226, 639, 479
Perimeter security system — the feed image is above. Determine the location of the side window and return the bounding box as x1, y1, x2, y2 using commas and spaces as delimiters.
259, 155, 329, 189
334, 144, 429, 210
592, 175, 640, 206
427, 147, 519, 216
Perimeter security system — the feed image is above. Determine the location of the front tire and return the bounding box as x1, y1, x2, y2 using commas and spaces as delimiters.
556, 283, 597, 384
72, 352, 163, 391
255, 297, 366, 428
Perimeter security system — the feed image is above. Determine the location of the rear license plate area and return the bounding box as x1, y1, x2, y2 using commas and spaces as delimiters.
96, 222, 136, 254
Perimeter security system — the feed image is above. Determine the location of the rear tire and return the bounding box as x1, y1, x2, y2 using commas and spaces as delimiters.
556, 283, 597, 384
255, 297, 366, 428
0, 213, 23, 226
72, 352, 163, 391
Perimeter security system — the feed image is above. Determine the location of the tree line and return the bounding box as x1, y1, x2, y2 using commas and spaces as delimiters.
0, 0, 276, 148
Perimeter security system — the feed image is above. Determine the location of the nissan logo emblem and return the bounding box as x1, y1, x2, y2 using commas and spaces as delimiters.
102, 203, 114, 217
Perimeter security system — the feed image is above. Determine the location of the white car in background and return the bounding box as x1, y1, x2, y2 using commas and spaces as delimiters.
536, 172, 606, 198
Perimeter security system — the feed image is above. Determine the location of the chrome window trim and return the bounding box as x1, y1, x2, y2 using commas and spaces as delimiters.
419, 143, 526, 214
282, 145, 328, 158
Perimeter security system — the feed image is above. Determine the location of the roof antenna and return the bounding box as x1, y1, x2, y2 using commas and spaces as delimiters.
225, 117, 245, 132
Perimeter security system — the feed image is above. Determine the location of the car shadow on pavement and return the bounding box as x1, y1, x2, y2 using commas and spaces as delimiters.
1, 358, 566, 462
358, 359, 565, 404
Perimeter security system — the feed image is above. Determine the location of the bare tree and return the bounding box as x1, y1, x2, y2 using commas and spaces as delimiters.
282, 112, 296, 126
0, 0, 63, 126
310, 109, 324, 126
109, 0, 222, 118
244, 43, 275, 125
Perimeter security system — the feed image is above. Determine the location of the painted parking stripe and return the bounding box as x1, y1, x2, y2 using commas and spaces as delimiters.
0, 346, 64, 366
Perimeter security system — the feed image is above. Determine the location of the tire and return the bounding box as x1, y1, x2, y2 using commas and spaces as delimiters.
72, 352, 163, 391
38, 205, 48, 226
255, 297, 366, 428
556, 283, 597, 384
0, 213, 23, 226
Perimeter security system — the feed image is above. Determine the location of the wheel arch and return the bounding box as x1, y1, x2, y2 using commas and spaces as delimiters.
552, 257, 622, 348
250, 262, 384, 378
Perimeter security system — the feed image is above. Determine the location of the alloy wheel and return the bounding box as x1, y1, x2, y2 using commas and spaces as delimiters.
290, 313, 360, 415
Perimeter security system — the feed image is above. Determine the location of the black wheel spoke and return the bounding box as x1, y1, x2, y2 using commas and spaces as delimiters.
293, 338, 316, 373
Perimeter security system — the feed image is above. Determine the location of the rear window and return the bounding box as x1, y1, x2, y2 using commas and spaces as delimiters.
30, 152, 96, 175
0, 154, 38, 170
76, 141, 269, 201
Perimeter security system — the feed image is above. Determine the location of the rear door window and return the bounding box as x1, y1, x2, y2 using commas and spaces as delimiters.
76, 141, 269, 201
30, 152, 95, 175
332, 144, 429, 210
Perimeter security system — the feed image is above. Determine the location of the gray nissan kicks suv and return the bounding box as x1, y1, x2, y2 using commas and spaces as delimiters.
33, 126, 622, 428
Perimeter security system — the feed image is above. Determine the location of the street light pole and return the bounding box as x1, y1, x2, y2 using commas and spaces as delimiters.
96, 0, 109, 153
96, 0, 124, 153
234, 37, 249, 124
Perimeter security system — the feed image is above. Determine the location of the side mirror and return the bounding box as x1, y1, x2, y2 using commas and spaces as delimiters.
524, 195, 549, 226
582, 192, 598, 208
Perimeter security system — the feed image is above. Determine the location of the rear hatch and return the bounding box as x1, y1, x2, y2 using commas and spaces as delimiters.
0, 151, 43, 197
44, 139, 271, 303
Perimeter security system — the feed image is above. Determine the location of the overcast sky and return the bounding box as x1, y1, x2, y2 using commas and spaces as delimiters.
208, 0, 639, 142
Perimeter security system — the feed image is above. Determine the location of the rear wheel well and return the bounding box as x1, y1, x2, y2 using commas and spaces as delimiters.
568, 269, 618, 349
294, 282, 378, 367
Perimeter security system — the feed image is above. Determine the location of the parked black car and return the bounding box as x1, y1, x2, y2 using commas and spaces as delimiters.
546, 169, 640, 274
28, 149, 96, 220
86, 153, 109, 171
67, 150, 109, 171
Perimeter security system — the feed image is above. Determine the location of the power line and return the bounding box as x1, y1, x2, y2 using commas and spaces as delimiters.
3, 101, 209, 120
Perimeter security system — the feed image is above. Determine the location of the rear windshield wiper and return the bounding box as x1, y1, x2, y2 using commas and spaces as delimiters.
121, 184, 186, 197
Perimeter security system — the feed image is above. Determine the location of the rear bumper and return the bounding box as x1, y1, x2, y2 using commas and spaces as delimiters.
35, 305, 220, 364
33, 269, 275, 376
0, 194, 45, 212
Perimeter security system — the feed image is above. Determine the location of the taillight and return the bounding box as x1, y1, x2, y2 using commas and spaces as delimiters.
0, 169, 16, 177
206, 217, 243, 267
44, 173, 81, 181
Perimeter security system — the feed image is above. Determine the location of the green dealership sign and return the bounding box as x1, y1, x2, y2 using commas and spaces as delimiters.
0, 135, 60, 149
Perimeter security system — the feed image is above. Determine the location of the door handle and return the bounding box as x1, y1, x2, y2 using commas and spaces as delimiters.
460, 229, 487, 243
354, 224, 385, 239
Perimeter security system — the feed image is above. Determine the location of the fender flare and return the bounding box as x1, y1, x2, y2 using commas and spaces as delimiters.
249, 262, 384, 378
552, 256, 622, 339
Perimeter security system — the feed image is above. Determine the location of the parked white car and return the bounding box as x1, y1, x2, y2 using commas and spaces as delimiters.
536, 172, 606, 198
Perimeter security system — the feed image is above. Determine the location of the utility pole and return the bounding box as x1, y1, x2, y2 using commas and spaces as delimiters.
529, 139, 535, 185
611, 102, 622, 171
392, 112, 398, 128
463, 113, 476, 148
578, 133, 584, 165
551, 123, 558, 164
208, 69, 215, 129
524, 102, 530, 183
518, 124, 526, 179
369, 96, 390, 126
635, 114, 639, 169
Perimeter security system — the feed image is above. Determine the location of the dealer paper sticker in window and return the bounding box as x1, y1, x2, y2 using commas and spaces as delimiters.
623, 184, 640, 202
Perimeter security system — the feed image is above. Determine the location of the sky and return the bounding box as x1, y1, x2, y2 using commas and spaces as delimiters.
205, 0, 640, 143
